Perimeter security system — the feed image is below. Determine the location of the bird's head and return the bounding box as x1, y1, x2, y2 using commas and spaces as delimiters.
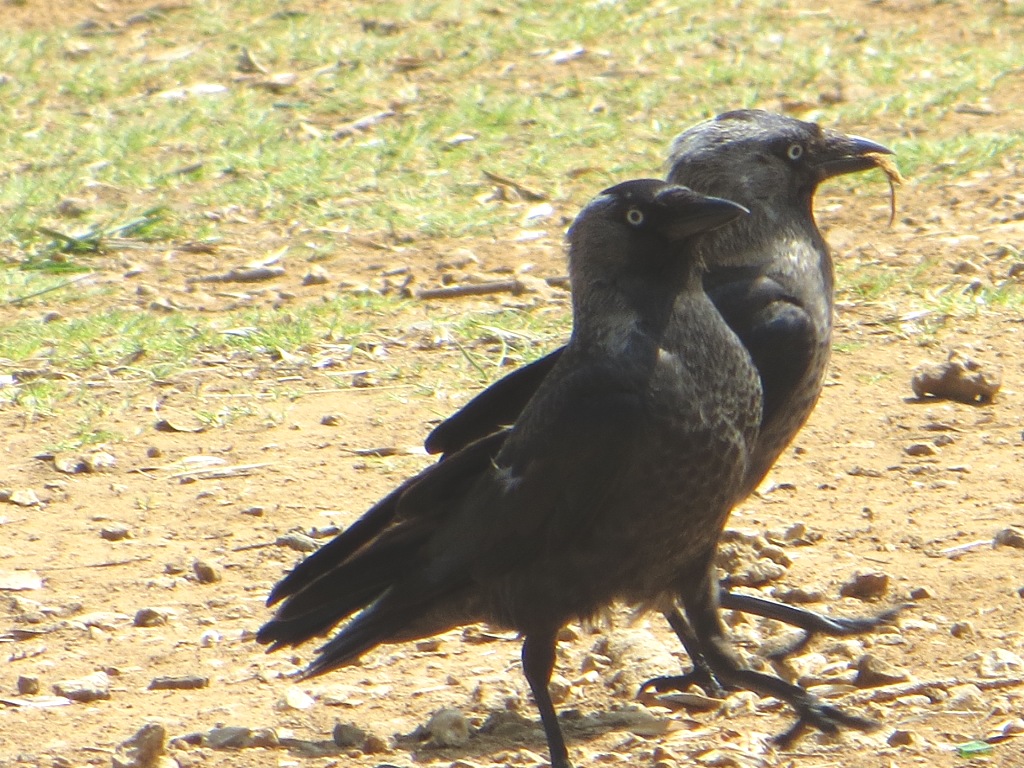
565, 180, 747, 335
566, 179, 748, 285
666, 109, 893, 210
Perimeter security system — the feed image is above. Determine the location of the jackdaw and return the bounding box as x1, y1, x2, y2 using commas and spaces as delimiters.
263, 112, 895, 742
259, 179, 756, 768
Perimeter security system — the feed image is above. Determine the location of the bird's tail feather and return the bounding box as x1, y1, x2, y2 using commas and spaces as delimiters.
267, 430, 504, 608
257, 524, 425, 648
301, 589, 433, 678
266, 482, 408, 607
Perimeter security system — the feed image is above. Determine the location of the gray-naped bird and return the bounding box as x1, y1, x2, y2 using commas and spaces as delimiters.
262, 112, 895, 744
259, 180, 756, 768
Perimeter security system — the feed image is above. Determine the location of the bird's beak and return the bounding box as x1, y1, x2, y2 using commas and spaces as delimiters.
816, 131, 894, 181
655, 187, 749, 240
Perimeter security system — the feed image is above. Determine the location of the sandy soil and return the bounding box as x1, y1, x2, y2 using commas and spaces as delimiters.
1, 2, 1023, 767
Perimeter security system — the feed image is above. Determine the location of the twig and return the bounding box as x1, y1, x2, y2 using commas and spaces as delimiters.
166, 462, 271, 480
451, 338, 489, 380
35, 556, 152, 571
232, 541, 277, 552
416, 280, 523, 300
842, 676, 1024, 705
939, 539, 993, 556
7, 274, 94, 306
481, 170, 548, 201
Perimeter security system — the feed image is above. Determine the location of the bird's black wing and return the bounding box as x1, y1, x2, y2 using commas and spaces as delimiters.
266, 429, 508, 609
290, 359, 650, 675
703, 269, 817, 430
424, 348, 563, 455
260, 358, 646, 659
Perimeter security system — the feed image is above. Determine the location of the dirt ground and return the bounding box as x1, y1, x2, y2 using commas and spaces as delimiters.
2, 2, 1024, 768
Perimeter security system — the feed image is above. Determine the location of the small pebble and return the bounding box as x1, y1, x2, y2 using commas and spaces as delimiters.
54, 456, 88, 474
904, 442, 936, 457
979, 648, 1024, 678
53, 671, 110, 702
8, 489, 41, 507
332, 722, 367, 748
547, 674, 572, 704
302, 266, 331, 286
100, 524, 131, 542
133, 608, 168, 627
948, 683, 986, 711
199, 629, 222, 647
424, 708, 470, 747
911, 351, 1001, 404
148, 675, 208, 691
112, 722, 166, 768
205, 727, 258, 750
840, 570, 889, 600
773, 585, 824, 603
17, 675, 40, 695
950, 621, 974, 638
282, 686, 315, 710
275, 532, 318, 552
994, 527, 1024, 549
192, 560, 221, 584
362, 733, 389, 754
556, 625, 581, 643
84, 451, 117, 472
888, 729, 915, 747
854, 654, 910, 688
909, 586, 932, 600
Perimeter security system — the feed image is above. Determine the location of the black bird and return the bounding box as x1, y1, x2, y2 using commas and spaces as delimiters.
264, 112, 895, 743
424, 111, 900, 672
259, 180, 757, 768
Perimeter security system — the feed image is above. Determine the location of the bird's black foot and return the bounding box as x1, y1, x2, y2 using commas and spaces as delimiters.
719, 592, 905, 661
643, 668, 878, 744
772, 700, 880, 748
710, 664, 879, 744
761, 605, 906, 660
638, 670, 727, 698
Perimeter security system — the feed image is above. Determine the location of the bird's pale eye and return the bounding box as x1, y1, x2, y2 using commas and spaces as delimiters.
625, 208, 644, 226
786, 143, 804, 161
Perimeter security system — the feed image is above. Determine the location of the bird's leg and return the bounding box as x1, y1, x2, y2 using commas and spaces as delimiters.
640, 585, 902, 696
681, 574, 879, 745
522, 630, 572, 768
719, 590, 904, 660
640, 607, 726, 697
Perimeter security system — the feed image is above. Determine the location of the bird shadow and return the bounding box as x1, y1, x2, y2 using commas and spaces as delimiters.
396, 704, 683, 764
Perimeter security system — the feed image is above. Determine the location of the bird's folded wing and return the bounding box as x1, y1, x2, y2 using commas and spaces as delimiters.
429, 364, 648, 580
424, 348, 564, 456
706, 274, 816, 428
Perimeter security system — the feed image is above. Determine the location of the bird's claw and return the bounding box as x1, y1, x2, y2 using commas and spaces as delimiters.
763, 605, 907, 661
772, 701, 879, 748
638, 671, 727, 698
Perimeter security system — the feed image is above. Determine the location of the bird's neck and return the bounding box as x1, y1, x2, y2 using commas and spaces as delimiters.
698, 208, 833, 319
570, 268, 703, 356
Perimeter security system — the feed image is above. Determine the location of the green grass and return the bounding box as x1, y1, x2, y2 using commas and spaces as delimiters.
3, 0, 1023, 257
1, 0, 1022, 444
